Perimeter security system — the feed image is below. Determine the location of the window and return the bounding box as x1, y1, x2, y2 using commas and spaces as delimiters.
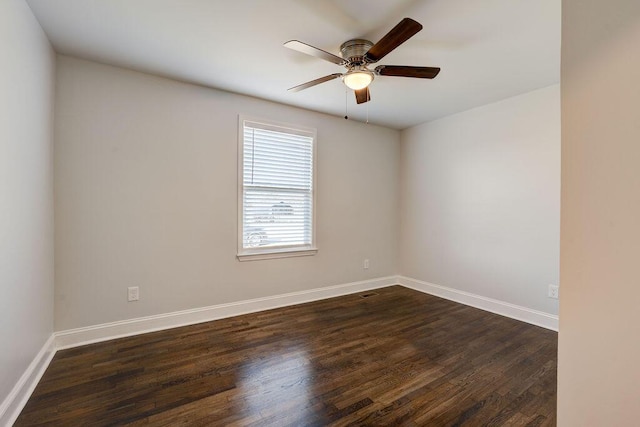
237, 116, 317, 261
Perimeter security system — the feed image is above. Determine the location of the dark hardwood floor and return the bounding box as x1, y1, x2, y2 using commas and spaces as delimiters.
16, 286, 557, 426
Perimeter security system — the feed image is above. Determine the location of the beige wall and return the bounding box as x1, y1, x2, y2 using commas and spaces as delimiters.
559, 0, 640, 424
0, 0, 55, 408
54, 56, 400, 331
400, 85, 560, 315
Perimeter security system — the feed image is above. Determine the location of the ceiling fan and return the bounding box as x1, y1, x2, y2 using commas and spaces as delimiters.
284, 18, 440, 104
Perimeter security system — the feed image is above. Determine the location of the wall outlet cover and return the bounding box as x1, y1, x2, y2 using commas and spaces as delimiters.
128, 286, 139, 302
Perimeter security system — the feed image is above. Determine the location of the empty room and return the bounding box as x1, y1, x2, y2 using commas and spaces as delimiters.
2, 0, 638, 425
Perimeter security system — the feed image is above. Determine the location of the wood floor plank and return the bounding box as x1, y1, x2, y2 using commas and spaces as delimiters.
15, 286, 557, 426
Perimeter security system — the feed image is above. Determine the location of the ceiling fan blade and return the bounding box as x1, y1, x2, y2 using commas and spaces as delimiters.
354, 87, 371, 104
284, 40, 346, 65
375, 65, 441, 79
288, 73, 343, 92
364, 18, 423, 63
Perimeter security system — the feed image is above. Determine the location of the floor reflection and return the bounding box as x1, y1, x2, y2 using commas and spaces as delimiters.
232, 341, 315, 424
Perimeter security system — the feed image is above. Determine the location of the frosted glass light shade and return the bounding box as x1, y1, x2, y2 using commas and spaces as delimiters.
343, 71, 373, 90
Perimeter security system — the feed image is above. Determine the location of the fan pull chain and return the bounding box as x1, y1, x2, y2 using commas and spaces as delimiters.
366, 101, 369, 124
344, 87, 348, 120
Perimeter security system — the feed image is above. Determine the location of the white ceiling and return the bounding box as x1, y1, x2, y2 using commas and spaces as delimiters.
26, 0, 560, 129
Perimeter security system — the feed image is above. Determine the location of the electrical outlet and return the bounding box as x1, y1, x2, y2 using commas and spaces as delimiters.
363, 259, 370, 269
128, 286, 139, 302
548, 285, 559, 299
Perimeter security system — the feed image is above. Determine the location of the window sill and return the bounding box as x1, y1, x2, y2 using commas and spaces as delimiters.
237, 247, 318, 262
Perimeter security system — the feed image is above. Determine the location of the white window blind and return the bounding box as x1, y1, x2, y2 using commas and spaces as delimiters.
238, 118, 316, 259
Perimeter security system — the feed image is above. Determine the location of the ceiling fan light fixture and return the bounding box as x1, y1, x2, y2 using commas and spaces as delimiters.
285, 18, 437, 105
343, 69, 374, 90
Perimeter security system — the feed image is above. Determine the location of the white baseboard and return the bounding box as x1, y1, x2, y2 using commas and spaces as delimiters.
0, 334, 56, 427
398, 276, 558, 331
55, 276, 398, 350
54, 275, 557, 350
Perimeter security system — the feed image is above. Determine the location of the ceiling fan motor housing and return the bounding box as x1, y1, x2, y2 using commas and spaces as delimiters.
340, 39, 374, 66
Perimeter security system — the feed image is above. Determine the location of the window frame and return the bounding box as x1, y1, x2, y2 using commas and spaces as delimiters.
237, 115, 318, 261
